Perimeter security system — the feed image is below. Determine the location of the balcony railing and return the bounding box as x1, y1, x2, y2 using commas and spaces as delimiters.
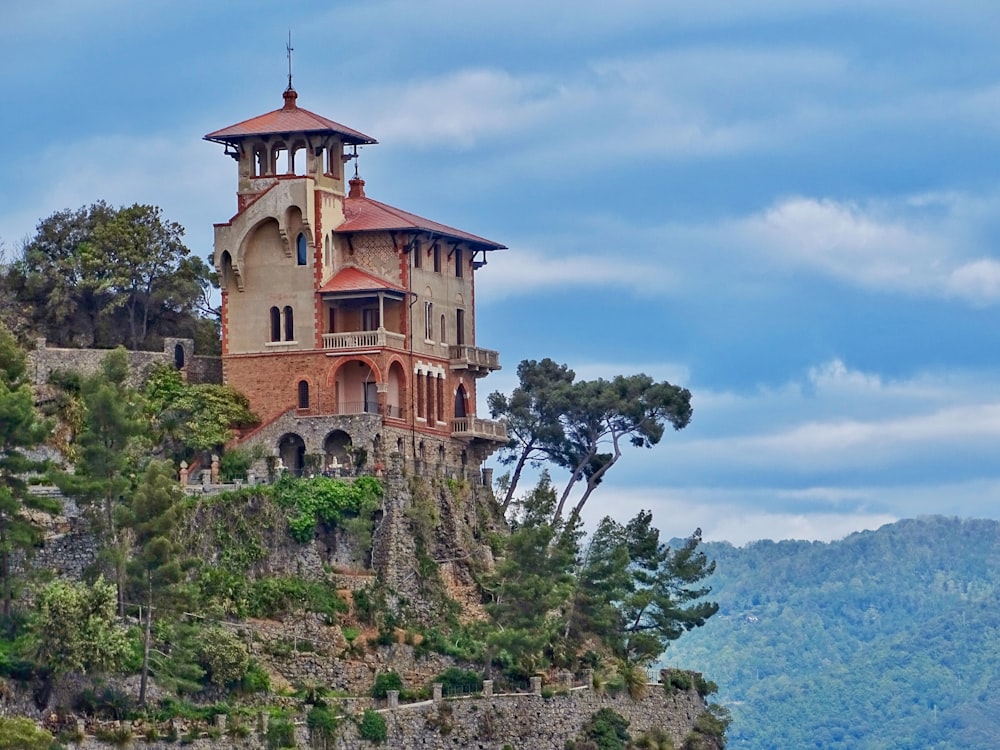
451, 417, 508, 442
449, 345, 501, 373
335, 402, 403, 418
322, 329, 406, 351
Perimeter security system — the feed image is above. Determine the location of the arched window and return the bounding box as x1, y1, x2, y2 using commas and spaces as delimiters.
440, 314, 446, 343
296, 233, 308, 266
283, 306, 294, 341
298, 380, 310, 409
424, 302, 433, 341
270, 306, 281, 342
173, 343, 185, 369
454, 384, 468, 418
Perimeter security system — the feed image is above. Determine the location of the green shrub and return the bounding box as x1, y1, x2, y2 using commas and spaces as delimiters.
219, 445, 263, 482
663, 668, 693, 695
307, 705, 339, 742
580, 708, 630, 750
260, 576, 345, 620
266, 715, 296, 749
241, 660, 271, 693
198, 627, 249, 685
372, 671, 404, 699
358, 709, 387, 743
74, 685, 134, 719
0, 717, 55, 749
433, 667, 483, 694
342, 626, 360, 642
683, 705, 731, 750
270, 475, 382, 542
693, 673, 718, 698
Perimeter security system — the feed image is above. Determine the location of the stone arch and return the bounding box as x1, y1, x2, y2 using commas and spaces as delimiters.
330, 357, 382, 415
323, 429, 352, 474
237, 216, 282, 272
277, 433, 306, 476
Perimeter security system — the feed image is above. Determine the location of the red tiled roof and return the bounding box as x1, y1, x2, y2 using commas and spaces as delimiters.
204, 89, 376, 146
337, 195, 505, 250
318, 266, 406, 295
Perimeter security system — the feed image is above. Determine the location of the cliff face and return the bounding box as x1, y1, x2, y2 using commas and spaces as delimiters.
23, 471, 715, 749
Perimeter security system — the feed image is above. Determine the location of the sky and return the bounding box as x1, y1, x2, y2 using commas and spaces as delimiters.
4, 1, 1000, 545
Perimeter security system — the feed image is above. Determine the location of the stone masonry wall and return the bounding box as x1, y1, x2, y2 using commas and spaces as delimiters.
26, 337, 220, 388
67, 684, 708, 750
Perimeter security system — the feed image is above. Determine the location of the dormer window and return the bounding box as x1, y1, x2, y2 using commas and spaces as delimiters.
296, 233, 308, 265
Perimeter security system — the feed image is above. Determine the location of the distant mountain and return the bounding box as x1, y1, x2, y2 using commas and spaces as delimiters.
664, 516, 1000, 749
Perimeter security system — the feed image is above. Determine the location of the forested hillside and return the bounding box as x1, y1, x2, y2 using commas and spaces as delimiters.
665, 516, 1000, 749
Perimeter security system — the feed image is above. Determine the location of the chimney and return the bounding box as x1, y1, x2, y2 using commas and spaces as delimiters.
282, 88, 298, 110
349, 177, 366, 198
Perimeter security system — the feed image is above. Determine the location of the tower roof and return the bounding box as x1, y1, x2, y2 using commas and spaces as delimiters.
338, 179, 506, 251
204, 89, 377, 146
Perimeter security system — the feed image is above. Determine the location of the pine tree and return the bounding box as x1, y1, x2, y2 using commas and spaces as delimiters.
0, 324, 59, 624
123, 460, 195, 705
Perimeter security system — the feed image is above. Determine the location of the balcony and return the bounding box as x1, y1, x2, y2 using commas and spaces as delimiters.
322, 329, 406, 352
449, 345, 501, 375
451, 417, 508, 443
335, 402, 404, 419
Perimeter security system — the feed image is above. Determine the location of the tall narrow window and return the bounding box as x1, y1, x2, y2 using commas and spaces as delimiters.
298, 380, 310, 409
296, 233, 308, 265
437, 375, 445, 423
424, 302, 433, 340
270, 306, 281, 342
328, 308, 336, 333
433, 244, 441, 273
440, 314, 446, 344
416, 372, 425, 419
283, 306, 294, 341
455, 247, 463, 278
362, 307, 379, 331
426, 373, 435, 422
456, 309, 465, 346
413, 239, 422, 269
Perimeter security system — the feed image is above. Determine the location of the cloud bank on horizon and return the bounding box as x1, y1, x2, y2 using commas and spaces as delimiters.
3, 1, 1000, 545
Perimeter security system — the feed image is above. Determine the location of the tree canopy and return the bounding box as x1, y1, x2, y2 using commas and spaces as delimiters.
490, 359, 692, 522
1, 202, 219, 353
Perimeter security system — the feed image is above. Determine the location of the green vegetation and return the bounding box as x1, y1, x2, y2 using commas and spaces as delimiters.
0, 323, 59, 623
358, 708, 388, 743
372, 671, 403, 699
667, 516, 1000, 748
0, 201, 218, 353
575, 707, 631, 750
143, 365, 258, 460
482, 474, 716, 676
270, 474, 382, 543
0, 716, 54, 749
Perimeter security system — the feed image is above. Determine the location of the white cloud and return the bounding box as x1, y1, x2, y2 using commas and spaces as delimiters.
735, 195, 1000, 305
347, 69, 573, 149
476, 246, 675, 301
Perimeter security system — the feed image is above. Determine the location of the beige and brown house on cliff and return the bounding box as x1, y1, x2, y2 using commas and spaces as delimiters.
205, 85, 507, 478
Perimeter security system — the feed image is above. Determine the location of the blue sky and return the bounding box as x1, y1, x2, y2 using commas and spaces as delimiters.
4, 1, 1000, 544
